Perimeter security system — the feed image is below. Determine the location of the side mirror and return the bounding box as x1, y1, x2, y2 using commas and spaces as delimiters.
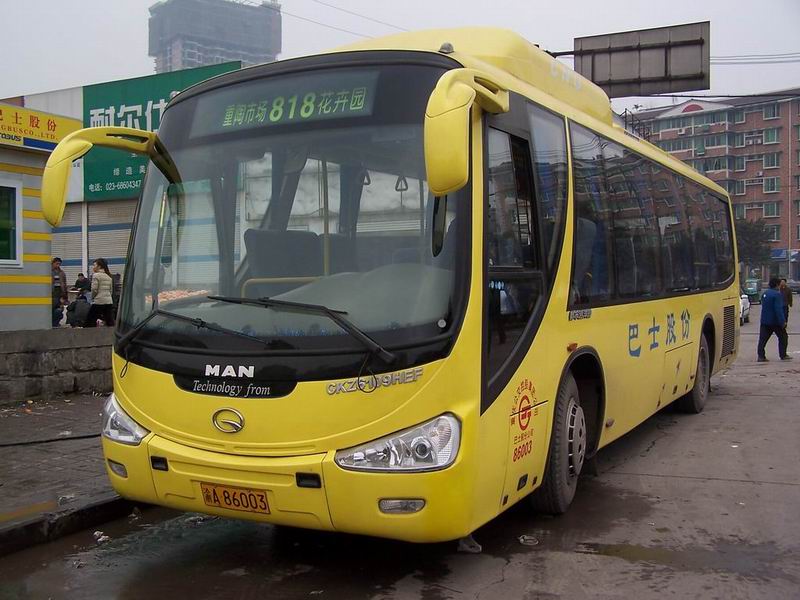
41, 126, 176, 226
424, 69, 509, 197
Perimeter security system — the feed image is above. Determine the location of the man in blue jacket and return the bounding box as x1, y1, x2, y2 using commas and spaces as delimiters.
757, 277, 790, 361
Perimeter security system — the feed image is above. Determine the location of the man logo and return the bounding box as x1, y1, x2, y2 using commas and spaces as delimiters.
212, 408, 245, 433
205, 364, 255, 378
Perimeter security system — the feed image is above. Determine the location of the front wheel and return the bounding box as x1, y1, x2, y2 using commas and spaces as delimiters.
676, 334, 710, 414
531, 372, 586, 514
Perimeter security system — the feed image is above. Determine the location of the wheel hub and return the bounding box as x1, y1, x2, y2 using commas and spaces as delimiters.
567, 399, 586, 477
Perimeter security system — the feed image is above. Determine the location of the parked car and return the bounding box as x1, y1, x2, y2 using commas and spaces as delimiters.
743, 279, 762, 304
740, 294, 751, 325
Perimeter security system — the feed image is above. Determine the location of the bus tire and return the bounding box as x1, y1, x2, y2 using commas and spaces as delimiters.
676, 334, 710, 414
530, 372, 585, 515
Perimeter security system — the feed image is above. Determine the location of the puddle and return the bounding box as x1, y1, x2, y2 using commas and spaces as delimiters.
575, 538, 798, 584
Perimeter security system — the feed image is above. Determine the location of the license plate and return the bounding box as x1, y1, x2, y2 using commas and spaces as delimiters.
200, 482, 270, 514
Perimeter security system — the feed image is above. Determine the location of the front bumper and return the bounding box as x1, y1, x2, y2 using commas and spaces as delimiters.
102, 434, 473, 543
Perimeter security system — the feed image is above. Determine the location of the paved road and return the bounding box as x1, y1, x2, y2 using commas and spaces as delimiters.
0, 305, 798, 599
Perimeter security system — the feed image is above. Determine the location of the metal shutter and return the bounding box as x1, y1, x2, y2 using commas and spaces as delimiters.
52, 203, 83, 283
87, 200, 136, 277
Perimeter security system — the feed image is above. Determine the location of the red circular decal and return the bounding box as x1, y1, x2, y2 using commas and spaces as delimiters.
518, 395, 531, 431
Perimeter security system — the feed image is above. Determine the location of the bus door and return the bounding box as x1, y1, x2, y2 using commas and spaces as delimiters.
484, 97, 565, 509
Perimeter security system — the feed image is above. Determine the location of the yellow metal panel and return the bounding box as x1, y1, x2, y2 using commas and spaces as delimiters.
334, 27, 613, 126
0, 297, 51, 305
22, 232, 51, 241
22, 210, 44, 220
22, 187, 41, 197
22, 253, 51, 262
0, 163, 43, 176
0, 275, 50, 284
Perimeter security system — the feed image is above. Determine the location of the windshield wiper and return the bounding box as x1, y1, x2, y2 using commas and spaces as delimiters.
116, 307, 272, 355
209, 295, 397, 364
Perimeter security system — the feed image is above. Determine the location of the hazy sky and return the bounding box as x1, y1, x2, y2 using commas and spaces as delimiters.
2, 0, 799, 112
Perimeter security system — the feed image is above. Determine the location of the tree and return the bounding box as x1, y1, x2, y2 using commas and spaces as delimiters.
734, 218, 773, 270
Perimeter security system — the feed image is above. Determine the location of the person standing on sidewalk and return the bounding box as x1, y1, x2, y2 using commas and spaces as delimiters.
779, 278, 793, 323
51, 257, 67, 327
86, 258, 115, 327
757, 277, 790, 362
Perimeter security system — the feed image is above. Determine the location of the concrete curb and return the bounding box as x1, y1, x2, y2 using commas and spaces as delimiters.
0, 494, 143, 557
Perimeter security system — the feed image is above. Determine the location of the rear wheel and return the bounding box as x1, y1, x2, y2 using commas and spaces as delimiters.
531, 372, 585, 514
676, 334, 710, 414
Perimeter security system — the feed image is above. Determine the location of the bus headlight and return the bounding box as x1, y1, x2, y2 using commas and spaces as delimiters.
335, 414, 460, 472
102, 394, 149, 446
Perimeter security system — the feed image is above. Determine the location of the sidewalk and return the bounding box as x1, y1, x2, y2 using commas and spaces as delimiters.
0, 393, 136, 556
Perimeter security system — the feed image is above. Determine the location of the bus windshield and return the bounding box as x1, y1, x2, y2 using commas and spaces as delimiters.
118, 63, 469, 359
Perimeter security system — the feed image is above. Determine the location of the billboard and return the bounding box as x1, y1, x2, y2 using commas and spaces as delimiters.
0, 103, 81, 151
82, 62, 240, 201
571, 22, 710, 98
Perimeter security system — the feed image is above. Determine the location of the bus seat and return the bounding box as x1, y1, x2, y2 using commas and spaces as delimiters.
392, 247, 422, 263
243, 229, 323, 296
321, 233, 358, 273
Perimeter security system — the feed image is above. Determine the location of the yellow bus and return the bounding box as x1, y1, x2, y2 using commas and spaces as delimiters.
41, 27, 739, 543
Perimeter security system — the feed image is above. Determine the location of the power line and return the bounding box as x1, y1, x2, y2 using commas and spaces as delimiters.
244, 1, 373, 39
712, 51, 800, 59
634, 92, 800, 99
711, 59, 800, 67
711, 56, 800, 65
305, 0, 408, 32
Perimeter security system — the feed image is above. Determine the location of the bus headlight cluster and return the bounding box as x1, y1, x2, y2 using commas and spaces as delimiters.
335, 414, 460, 472
102, 393, 150, 446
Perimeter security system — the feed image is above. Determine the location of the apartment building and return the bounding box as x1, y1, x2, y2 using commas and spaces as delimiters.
636, 88, 800, 280
149, 0, 282, 73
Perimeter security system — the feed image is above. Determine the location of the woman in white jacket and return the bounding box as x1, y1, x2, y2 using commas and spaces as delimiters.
86, 258, 115, 327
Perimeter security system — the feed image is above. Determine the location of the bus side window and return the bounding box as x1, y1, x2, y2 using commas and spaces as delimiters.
569, 124, 614, 306
485, 128, 541, 379
653, 169, 693, 291
527, 104, 568, 277
710, 194, 734, 285
605, 145, 662, 297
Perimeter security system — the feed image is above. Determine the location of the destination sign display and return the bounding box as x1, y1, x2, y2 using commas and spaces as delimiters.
191, 69, 379, 138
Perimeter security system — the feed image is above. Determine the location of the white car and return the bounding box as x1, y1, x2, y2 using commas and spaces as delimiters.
740, 293, 751, 325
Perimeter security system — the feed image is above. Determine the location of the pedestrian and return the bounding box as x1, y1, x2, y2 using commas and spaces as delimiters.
86, 258, 115, 327
779, 278, 793, 323
74, 272, 90, 292
66, 295, 91, 327
111, 272, 122, 316
51, 257, 68, 327
53, 295, 69, 328
757, 277, 791, 362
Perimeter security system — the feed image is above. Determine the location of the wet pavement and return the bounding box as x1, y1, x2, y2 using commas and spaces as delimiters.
0, 305, 798, 599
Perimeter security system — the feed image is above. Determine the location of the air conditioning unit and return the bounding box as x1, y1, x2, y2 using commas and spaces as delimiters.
756, 171, 764, 177
677, 128, 686, 135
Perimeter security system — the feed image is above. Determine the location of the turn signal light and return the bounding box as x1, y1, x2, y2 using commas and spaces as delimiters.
378, 499, 425, 514
107, 459, 128, 478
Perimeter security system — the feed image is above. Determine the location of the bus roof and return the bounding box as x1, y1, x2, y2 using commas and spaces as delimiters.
335, 27, 614, 127
336, 28, 729, 199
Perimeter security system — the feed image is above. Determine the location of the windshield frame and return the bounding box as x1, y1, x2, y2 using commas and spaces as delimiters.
115, 52, 473, 379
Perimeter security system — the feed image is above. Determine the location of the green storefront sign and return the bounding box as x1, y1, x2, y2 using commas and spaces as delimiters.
82, 62, 240, 201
